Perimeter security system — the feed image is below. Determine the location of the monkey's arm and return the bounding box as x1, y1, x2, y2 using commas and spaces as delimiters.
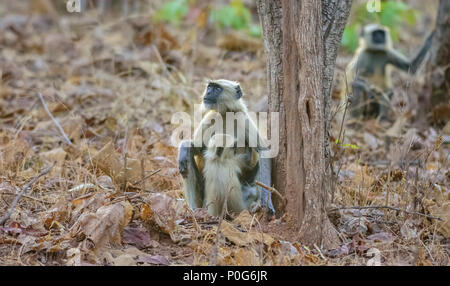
238, 147, 260, 184
388, 32, 434, 74
179, 111, 217, 209
178, 140, 204, 209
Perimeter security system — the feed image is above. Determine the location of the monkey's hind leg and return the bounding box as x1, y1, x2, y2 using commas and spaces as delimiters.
205, 186, 224, 217
377, 90, 393, 121
350, 79, 369, 119
178, 140, 204, 209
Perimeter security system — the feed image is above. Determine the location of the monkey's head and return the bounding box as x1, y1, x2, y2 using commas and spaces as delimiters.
202, 79, 246, 113
205, 134, 237, 161
360, 24, 392, 51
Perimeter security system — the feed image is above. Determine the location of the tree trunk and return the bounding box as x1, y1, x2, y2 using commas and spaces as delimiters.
427, 0, 450, 108
257, 0, 352, 248
257, 1, 286, 212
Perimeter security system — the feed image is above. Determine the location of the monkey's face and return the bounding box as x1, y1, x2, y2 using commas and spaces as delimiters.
362, 24, 391, 51
203, 82, 223, 108
372, 29, 386, 45
202, 80, 243, 112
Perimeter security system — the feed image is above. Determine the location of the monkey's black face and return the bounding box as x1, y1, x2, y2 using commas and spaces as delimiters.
203, 83, 223, 106
372, 29, 386, 45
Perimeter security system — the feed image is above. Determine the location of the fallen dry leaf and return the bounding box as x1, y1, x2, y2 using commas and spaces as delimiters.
232, 210, 256, 229
137, 254, 170, 265
70, 200, 133, 252
142, 193, 187, 242
123, 226, 153, 249
91, 141, 143, 184
219, 220, 274, 247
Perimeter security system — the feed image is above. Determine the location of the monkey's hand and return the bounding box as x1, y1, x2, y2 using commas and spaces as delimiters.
178, 140, 193, 178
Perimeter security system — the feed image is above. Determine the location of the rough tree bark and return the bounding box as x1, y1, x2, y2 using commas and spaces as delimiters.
257, 0, 352, 248
427, 0, 450, 109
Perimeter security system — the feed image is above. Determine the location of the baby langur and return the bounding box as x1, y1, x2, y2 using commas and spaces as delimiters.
203, 134, 260, 217
342, 24, 434, 120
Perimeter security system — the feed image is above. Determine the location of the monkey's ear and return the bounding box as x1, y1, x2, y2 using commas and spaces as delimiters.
235, 85, 243, 99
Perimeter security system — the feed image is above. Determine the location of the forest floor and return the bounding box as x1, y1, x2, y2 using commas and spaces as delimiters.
0, 1, 448, 265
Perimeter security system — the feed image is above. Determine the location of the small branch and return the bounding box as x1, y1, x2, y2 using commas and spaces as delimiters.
151, 45, 176, 83
140, 157, 145, 193
0, 193, 49, 204
133, 169, 161, 185
38, 92, 73, 146
337, 70, 350, 146
0, 163, 55, 226
255, 181, 286, 209
121, 125, 129, 193
186, 207, 201, 233
328, 205, 442, 221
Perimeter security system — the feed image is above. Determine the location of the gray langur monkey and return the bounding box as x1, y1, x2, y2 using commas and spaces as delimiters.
178, 79, 275, 215
342, 24, 434, 120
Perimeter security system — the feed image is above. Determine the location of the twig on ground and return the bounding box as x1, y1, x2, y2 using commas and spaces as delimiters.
140, 157, 145, 193
186, 207, 201, 233
133, 169, 161, 185
255, 181, 286, 209
122, 125, 129, 193
38, 92, 73, 146
151, 45, 176, 83
329, 205, 442, 221
0, 162, 56, 226
0, 193, 49, 204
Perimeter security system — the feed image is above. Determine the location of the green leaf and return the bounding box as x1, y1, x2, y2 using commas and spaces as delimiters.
210, 0, 253, 31
343, 143, 359, 150
247, 24, 261, 38
342, 25, 359, 53
155, 0, 189, 24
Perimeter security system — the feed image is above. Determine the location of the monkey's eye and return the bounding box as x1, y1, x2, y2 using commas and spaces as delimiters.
208, 84, 222, 93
